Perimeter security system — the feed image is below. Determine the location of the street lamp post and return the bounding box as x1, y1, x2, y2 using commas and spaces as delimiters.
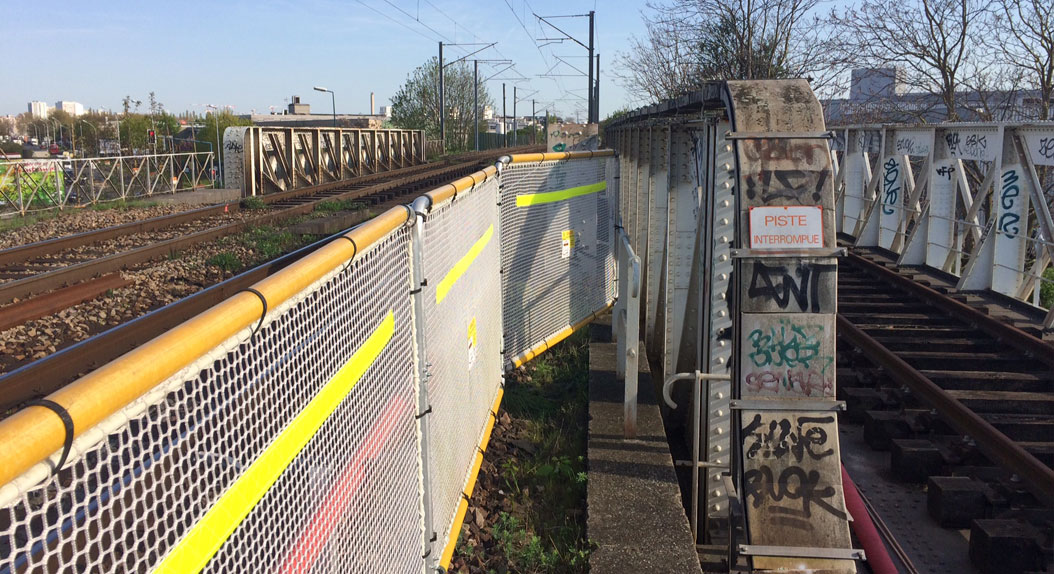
205, 104, 223, 189
79, 120, 97, 156
313, 86, 336, 128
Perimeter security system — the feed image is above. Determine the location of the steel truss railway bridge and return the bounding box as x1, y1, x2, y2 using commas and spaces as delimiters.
0, 80, 1051, 574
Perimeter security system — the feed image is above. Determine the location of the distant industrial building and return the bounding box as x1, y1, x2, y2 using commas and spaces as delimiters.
824, 67, 1052, 124
28, 101, 49, 119
239, 95, 387, 129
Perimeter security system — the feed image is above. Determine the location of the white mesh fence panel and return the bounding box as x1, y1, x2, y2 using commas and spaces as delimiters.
0, 228, 424, 574
418, 178, 504, 553
0, 154, 616, 574
500, 157, 615, 364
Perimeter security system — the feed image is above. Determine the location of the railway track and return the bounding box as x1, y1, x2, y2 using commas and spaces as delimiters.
836, 249, 1054, 573
0, 149, 526, 308
0, 148, 538, 408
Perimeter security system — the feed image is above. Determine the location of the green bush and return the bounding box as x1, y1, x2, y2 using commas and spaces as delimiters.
1041, 267, 1054, 309
240, 196, 266, 210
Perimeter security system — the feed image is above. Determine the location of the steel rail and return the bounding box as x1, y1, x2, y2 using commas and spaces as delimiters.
0, 159, 507, 306
0, 203, 237, 267
0, 149, 540, 411
837, 316, 1054, 507
845, 252, 1054, 368
0, 146, 535, 280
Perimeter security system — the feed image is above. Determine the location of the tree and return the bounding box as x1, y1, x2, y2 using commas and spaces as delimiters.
830, 0, 989, 121
990, 0, 1054, 120
390, 56, 492, 152
195, 110, 251, 159
616, 0, 838, 103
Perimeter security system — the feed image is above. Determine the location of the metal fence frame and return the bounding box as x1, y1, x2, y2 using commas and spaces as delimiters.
0, 152, 215, 216
0, 150, 614, 574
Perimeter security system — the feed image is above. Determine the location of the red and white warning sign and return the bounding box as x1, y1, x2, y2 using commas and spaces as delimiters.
749, 206, 824, 250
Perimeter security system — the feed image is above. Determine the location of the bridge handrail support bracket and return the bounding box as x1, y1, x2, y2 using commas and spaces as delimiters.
731, 247, 846, 259
737, 544, 865, 562
730, 399, 846, 412
724, 131, 833, 140
662, 371, 732, 410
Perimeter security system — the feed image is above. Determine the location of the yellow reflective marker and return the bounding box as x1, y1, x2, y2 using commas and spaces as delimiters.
515, 181, 606, 207
436, 224, 494, 304
154, 311, 396, 574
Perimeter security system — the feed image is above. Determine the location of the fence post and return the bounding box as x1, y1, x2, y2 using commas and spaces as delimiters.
408, 196, 437, 570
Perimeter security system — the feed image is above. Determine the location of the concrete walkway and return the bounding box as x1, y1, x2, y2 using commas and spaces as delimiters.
587, 315, 702, 573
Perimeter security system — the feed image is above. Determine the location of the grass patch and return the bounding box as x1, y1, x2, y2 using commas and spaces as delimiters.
237, 226, 311, 261
206, 251, 242, 273
0, 210, 61, 233
454, 329, 592, 573
313, 199, 364, 213
240, 196, 267, 210
89, 199, 159, 211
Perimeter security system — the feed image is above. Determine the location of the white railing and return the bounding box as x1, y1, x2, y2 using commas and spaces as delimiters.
833, 123, 1054, 329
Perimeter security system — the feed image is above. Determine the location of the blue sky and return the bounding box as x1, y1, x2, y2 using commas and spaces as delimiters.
1, 0, 647, 120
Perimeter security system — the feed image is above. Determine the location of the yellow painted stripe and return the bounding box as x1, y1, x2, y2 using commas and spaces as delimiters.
435, 224, 494, 304
515, 181, 606, 207
439, 387, 504, 569
155, 311, 396, 574
511, 301, 614, 368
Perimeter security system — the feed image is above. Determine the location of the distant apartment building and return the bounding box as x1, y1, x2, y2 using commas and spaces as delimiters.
379, 105, 392, 118
55, 101, 85, 116
28, 101, 50, 119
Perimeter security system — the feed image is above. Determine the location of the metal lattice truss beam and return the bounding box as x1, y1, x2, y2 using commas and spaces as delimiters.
833, 123, 1054, 328
227, 127, 426, 196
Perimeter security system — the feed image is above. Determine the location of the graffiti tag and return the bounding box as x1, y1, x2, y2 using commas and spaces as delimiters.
746, 261, 835, 313
998, 168, 1021, 237
881, 157, 899, 215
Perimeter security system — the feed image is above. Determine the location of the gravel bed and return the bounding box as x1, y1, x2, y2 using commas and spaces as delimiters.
0, 210, 260, 284
0, 227, 310, 375
0, 203, 208, 250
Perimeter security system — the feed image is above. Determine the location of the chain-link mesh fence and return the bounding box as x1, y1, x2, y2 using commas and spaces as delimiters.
500, 156, 615, 366
419, 177, 504, 554
0, 226, 423, 574
0, 152, 614, 573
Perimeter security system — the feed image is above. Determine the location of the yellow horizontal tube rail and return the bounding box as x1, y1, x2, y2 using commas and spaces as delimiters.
425, 165, 497, 206
439, 386, 503, 570
508, 149, 614, 164
511, 302, 613, 369
0, 205, 412, 488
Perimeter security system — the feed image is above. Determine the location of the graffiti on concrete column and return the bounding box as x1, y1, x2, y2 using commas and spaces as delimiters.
742, 413, 847, 528
746, 260, 836, 313
998, 168, 1021, 238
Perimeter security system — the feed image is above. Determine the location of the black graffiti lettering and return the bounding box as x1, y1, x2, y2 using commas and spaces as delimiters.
743, 465, 848, 520
743, 414, 835, 462
747, 261, 835, 312
882, 157, 899, 215
1039, 138, 1054, 160
945, 132, 960, 153
964, 134, 987, 157
744, 169, 828, 203
895, 137, 919, 154
935, 165, 955, 180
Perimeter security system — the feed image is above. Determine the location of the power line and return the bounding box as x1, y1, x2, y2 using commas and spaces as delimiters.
381, 0, 450, 41
354, 0, 441, 43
